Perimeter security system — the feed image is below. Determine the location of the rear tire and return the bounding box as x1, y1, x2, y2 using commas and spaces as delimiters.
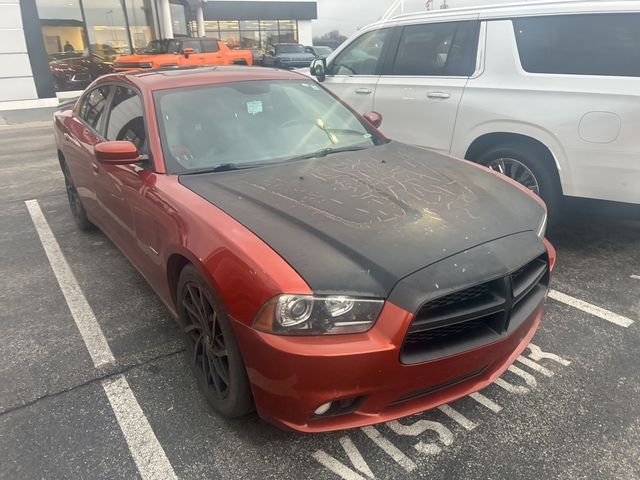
475, 143, 563, 225
177, 265, 254, 418
61, 162, 94, 231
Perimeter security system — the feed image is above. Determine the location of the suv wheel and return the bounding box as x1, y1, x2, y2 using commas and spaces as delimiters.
476, 143, 563, 224
177, 265, 254, 418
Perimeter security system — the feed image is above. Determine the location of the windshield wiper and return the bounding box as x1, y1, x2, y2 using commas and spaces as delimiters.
285, 145, 369, 163
178, 163, 258, 175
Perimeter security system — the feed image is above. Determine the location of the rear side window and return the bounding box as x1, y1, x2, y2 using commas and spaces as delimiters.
513, 14, 640, 77
391, 21, 479, 76
79, 86, 111, 131
105, 86, 146, 151
181, 39, 202, 53
328, 28, 390, 76
202, 39, 220, 53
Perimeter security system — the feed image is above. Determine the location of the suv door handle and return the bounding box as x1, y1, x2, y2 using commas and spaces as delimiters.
427, 91, 451, 99
355, 88, 372, 95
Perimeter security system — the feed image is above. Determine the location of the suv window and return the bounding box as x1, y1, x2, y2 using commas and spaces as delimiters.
180, 39, 202, 53
328, 28, 390, 76
513, 14, 640, 77
202, 39, 220, 53
391, 21, 478, 76
105, 86, 146, 151
79, 86, 111, 131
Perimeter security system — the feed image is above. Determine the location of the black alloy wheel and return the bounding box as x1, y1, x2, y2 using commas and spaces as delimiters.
61, 162, 94, 231
177, 265, 253, 417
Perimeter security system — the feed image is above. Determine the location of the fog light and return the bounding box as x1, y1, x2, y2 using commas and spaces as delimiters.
314, 402, 332, 415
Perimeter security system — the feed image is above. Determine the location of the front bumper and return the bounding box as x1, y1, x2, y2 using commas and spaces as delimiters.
233, 238, 555, 433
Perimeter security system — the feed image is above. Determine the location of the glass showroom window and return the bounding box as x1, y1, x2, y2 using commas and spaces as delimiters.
219, 20, 240, 48
83, 0, 131, 57
203, 19, 299, 50
278, 20, 297, 44
125, 0, 157, 51
240, 20, 260, 49
36, 0, 87, 58
169, 1, 189, 37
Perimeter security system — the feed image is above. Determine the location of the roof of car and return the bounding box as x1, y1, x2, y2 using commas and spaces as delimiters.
385, 0, 639, 23
99, 66, 306, 91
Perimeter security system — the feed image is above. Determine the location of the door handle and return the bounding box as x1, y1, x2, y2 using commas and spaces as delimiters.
355, 88, 372, 95
427, 91, 451, 99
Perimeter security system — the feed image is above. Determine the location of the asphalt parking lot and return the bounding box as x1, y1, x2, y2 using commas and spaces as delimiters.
1, 121, 639, 480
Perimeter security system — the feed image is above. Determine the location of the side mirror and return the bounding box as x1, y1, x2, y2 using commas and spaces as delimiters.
95, 141, 141, 165
310, 58, 326, 82
183, 47, 194, 59
364, 111, 383, 128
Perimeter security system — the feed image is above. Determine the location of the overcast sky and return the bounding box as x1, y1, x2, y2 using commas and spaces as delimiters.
312, 0, 515, 36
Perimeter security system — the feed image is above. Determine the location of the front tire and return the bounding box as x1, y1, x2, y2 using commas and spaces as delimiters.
476, 143, 563, 224
177, 265, 254, 418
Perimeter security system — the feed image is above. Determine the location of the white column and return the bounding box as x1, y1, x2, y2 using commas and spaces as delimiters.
196, 4, 205, 37
297, 20, 313, 46
159, 0, 173, 39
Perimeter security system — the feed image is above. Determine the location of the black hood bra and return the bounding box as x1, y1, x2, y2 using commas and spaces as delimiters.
180, 142, 545, 298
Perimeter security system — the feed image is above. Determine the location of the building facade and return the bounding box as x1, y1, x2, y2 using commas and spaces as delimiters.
1, 0, 317, 108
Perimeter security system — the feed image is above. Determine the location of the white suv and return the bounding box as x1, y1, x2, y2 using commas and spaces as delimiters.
308, 1, 640, 219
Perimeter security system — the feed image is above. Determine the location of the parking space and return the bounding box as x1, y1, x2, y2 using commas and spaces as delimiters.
1, 124, 639, 480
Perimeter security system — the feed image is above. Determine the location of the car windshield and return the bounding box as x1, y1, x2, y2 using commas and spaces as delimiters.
155, 80, 382, 174
276, 45, 305, 54
143, 39, 181, 54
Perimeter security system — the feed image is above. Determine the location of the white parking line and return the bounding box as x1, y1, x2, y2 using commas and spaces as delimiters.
339, 437, 375, 479
631, 275, 640, 281
517, 355, 554, 377
361, 426, 417, 472
103, 376, 178, 480
25, 199, 115, 368
25, 199, 177, 480
469, 392, 502, 413
548, 289, 634, 328
437, 404, 477, 431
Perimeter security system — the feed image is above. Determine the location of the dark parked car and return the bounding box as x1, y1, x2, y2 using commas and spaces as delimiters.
262, 43, 316, 69
54, 66, 554, 432
304, 45, 334, 58
249, 48, 265, 66
49, 53, 114, 91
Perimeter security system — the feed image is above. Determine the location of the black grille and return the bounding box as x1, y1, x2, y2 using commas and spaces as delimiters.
404, 317, 489, 344
401, 254, 548, 364
418, 283, 491, 313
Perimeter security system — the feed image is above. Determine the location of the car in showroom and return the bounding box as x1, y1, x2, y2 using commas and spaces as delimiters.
49, 52, 114, 91
113, 38, 253, 71
262, 43, 316, 69
307, 0, 640, 221
53, 66, 554, 432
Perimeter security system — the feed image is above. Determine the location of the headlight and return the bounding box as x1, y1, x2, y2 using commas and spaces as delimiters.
537, 211, 547, 239
254, 294, 384, 335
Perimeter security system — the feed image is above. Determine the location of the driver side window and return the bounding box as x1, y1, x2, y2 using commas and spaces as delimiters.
328, 28, 390, 76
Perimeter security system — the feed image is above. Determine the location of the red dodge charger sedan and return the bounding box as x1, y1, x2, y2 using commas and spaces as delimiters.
54, 66, 555, 432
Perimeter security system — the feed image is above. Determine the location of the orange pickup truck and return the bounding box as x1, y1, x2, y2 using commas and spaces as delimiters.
113, 38, 253, 71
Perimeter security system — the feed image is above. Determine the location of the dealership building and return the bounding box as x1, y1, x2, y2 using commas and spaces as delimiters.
1, 0, 317, 109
